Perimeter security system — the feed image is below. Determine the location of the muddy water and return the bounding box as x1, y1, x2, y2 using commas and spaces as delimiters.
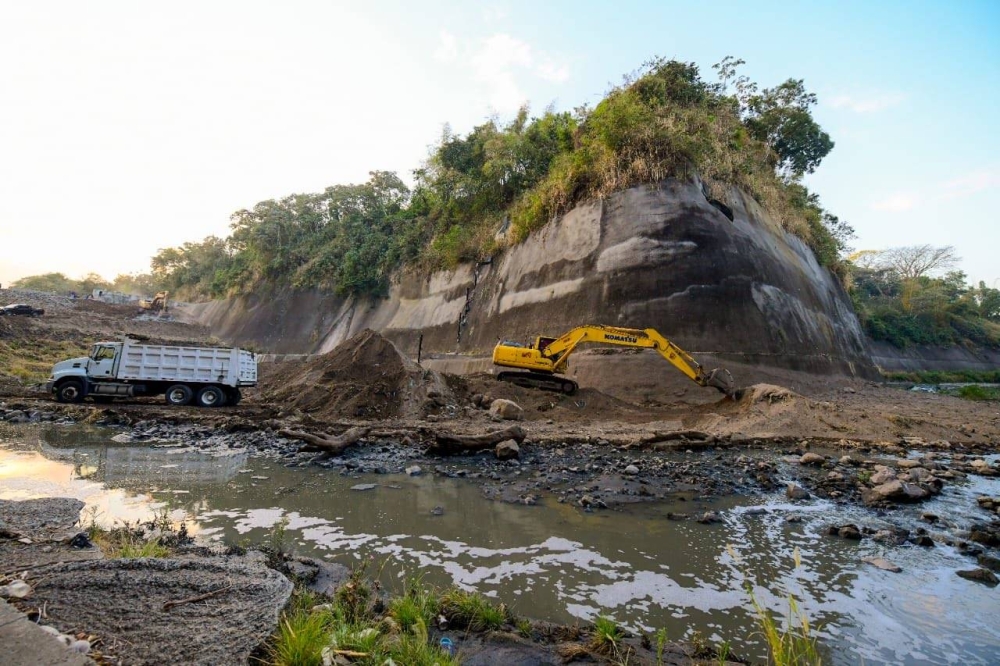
2, 424, 998, 664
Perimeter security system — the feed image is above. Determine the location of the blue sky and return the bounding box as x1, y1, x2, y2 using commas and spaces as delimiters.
1, 1, 997, 286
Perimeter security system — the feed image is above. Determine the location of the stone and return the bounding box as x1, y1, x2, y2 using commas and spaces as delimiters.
863, 557, 902, 573
799, 452, 825, 465
976, 554, 1000, 572
69, 640, 91, 655
430, 506, 444, 516
0, 580, 31, 598
623, 464, 640, 475
896, 459, 921, 469
697, 511, 722, 524
956, 568, 999, 586
350, 484, 377, 491
920, 513, 939, 523
839, 455, 855, 465
405, 465, 422, 476
912, 535, 935, 547
495, 440, 521, 460
869, 468, 896, 485
836, 524, 863, 540
489, 399, 524, 421
786, 483, 810, 500
826, 471, 844, 482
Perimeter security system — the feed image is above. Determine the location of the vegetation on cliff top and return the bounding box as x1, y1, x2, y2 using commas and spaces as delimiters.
145, 57, 851, 300
847, 244, 1000, 348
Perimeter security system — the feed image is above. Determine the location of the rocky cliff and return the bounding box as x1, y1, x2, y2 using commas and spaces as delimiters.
184, 179, 878, 386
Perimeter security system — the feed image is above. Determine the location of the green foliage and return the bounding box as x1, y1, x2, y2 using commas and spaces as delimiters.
11, 271, 161, 297
883, 370, 1000, 384
438, 587, 509, 631
152, 56, 847, 301
850, 262, 1000, 348
388, 577, 440, 632
955, 385, 1000, 401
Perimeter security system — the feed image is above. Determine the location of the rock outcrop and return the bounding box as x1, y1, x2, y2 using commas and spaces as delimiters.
184, 179, 877, 385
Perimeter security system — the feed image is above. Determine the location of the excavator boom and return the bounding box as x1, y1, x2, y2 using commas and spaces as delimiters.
492, 325, 735, 397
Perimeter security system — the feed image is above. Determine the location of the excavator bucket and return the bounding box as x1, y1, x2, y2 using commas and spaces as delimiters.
705, 368, 736, 398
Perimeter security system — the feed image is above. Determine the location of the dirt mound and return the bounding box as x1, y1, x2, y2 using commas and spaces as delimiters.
261, 329, 453, 420
22, 557, 292, 665
735, 383, 800, 408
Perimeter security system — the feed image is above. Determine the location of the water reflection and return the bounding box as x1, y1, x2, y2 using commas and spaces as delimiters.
1, 424, 998, 664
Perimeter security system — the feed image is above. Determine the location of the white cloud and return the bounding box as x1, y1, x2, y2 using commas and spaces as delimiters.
482, 5, 509, 22
941, 168, 1000, 199
872, 193, 918, 212
433, 29, 458, 63
469, 33, 570, 112
829, 92, 906, 113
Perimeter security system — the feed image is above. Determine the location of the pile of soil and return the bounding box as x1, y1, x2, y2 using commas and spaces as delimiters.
261, 329, 454, 420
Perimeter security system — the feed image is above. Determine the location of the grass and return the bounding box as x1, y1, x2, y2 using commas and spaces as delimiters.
883, 369, 1000, 384
83, 507, 181, 559
437, 587, 509, 632
265, 582, 461, 666
0, 335, 91, 383
955, 385, 1000, 402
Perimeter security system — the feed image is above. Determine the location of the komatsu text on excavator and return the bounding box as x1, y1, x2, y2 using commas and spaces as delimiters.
492, 325, 736, 397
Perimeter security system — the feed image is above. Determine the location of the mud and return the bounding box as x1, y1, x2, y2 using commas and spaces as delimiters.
260, 328, 454, 420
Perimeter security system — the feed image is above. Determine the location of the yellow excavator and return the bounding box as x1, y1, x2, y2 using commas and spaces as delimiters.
138, 291, 169, 314
492, 325, 736, 397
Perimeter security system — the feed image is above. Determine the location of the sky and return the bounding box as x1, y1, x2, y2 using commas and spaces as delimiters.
1, 0, 998, 288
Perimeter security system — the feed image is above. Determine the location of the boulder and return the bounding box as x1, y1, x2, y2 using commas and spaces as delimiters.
786, 483, 810, 500
869, 468, 896, 485
623, 464, 640, 476
489, 399, 524, 421
799, 452, 825, 466
495, 440, 520, 460
976, 554, 1000, 572
956, 568, 999, 587
896, 459, 921, 469
863, 557, 902, 573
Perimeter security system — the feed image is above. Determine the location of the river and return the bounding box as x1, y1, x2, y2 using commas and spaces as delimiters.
1, 423, 997, 664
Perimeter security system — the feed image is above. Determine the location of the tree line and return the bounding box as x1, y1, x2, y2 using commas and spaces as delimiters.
145, 57, 848, 300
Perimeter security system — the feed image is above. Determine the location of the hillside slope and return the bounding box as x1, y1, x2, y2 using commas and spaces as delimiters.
183, 179, 876, 388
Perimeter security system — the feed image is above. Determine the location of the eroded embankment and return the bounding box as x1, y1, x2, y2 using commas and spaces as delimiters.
182, 179, 879, 397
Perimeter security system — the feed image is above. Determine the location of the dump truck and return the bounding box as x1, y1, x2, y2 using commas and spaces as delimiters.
46, 337, 256, 406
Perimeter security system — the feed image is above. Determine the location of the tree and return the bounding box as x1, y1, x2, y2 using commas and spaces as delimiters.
880, 245, 960, 280
12, 273, 77, 293
744, 79, 834, 177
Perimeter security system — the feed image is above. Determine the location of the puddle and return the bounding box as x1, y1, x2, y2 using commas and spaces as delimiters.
2, 424, 998, 664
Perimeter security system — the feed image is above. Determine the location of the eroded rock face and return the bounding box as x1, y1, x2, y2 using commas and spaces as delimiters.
185, 180, 876, 379
25, 558, 292, 666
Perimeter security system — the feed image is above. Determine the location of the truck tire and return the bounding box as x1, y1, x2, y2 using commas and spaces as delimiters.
56, 380, 85, 404
196, 385, 226, 408
165, 384, 194, 406
226, 388, 242, 406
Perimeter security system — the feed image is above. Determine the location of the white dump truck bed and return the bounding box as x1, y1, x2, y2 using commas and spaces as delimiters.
115, 342, 257, 387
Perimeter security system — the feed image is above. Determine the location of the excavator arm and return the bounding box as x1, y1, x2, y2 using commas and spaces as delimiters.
492, 325, 735, 396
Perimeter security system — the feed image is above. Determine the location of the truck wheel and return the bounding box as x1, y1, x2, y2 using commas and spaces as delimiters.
56, 380, 85, 403
196, 385, 226, 408
226, 388, 242, 406
165, 384, 194, 406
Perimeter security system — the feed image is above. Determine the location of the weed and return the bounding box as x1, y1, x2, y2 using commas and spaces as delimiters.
957, 385, 1000, 401
268, 517, 290, 558
388, 577, 439, 632
439, 587, 508, 631
268, 607, 331, 666
655, 628, 668, 665
857, 469, 872, 484
516, 618, 533, 638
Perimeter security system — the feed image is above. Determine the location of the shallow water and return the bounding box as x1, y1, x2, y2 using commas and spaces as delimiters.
2, 423, 998, 664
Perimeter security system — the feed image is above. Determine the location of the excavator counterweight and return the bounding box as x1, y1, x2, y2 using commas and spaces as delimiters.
492, 325, 736, 397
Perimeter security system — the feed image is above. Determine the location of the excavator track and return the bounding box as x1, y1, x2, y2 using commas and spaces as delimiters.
497, 371, 578, 395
